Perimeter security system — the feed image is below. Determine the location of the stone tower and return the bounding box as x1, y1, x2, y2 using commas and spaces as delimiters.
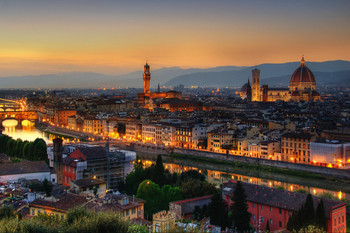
143, 62, 151, 94
53, 138, 63, 184
252, 68, 261, 101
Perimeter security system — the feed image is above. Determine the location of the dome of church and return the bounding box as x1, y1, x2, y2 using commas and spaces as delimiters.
312, 90, 320, 96
289, 57, 316, 87
241, 80, 251, 93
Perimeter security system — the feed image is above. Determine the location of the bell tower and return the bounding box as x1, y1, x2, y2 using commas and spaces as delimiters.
143, 62, 151, 94
252, 68, 261, 101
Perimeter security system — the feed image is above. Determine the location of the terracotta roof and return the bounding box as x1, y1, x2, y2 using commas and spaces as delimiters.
0, 160, 50, 176
222, 181, 345, 218
170, 195, 213, 215
76, 146, 107, 160
73, 178, 106, 188
290, 58, 316, 86
281, 131, 314, 140
30, 193, 88, 212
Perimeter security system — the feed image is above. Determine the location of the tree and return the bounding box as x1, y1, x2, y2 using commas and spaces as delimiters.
208, 191, 229, 229
128, 224, 148, 233
152, 155, 166, 186
125, 165, 147, 195
43, 178, 52, 197
180, 179, 217, 199
230, 181, 251, 232
302, 194, 315, 227
136, 180, 162, 219
266, 220, 270, 232
161, 185, 182, 209
5, 139, 15, 157
14, 139, 24, 157
315, 199, 326, 230
192, 206, 202, 221
179, 170, 205, 184
22, 141, 30, 159
287, 194, 320, 232
297, 225, 327, 233
0, 205, 15, 220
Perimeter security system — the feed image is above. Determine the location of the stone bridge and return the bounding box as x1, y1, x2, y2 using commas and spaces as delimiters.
0, 111, 38, 126
0, 98, 23, 112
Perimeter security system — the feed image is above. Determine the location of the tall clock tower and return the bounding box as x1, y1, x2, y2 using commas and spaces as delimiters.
143, 62, 151, 94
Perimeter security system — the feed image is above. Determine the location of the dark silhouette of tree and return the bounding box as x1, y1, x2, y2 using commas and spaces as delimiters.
208, 191, 229, 229
42, 178, 52, 197
315, 199, 327, 230
152, 155, 166, 186
266, 220, 270, 232
287, 194, 320, 232
302, 194, 315, 226
180, 179, 217, 199
0, 205, 15, 220
179, 170, 205, 183
230, 181, 252, 232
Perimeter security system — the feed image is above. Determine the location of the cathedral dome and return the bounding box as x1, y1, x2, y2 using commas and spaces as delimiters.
289, 57, 316, 87
241, 80, 251, 93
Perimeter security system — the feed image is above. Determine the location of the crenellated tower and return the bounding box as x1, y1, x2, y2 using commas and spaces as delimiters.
252, 68, 261, 101
143, 62, 151, 94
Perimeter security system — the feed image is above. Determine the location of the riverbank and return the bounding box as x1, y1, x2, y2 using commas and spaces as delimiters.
130, 142, 350, 180
36, 123, 87, 141
139, 153, 350, 194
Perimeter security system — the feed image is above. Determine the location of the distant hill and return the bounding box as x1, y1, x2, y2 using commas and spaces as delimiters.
0, 60, 349, 89
263, 70, 350, 87
164, 60, 350, 87
0, 66, 245, 89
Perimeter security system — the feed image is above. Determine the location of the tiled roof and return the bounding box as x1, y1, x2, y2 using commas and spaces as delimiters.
281, 132, 314, 140
0, 160, 50, 176
30, 193, 88, 212
170, 195, 213, 215
76, 146, 107, 160
73, 178, 106, 188
222, 181, 345, 218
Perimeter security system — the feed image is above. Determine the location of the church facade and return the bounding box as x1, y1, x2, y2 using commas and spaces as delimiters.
241, 57, 321, 102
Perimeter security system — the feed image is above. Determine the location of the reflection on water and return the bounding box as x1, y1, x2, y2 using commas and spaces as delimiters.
142, 160, 349, 200
3, 125, 79, 145
4, 126, 50, 143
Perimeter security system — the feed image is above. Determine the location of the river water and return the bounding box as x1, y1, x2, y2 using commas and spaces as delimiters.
2, 125, 78, 145
141, 155, 350, 200
3, 126, 349, 200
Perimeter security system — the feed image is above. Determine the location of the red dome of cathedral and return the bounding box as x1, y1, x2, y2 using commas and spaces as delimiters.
289, 57, 316, 87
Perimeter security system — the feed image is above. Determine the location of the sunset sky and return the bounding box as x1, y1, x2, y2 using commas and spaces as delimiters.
0, 0, 349, 76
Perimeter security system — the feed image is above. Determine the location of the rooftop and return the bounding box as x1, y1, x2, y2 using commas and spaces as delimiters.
222, 181, 345, 218
0, 160, 50, 176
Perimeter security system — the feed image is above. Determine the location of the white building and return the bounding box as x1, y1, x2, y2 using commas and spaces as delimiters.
310, 140, 350, 168
0, 160, 51, 183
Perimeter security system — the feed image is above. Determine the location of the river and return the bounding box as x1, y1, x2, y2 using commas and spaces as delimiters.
2, 125, 79, 145
140, 154, 350, 200
3, 125, 349, 201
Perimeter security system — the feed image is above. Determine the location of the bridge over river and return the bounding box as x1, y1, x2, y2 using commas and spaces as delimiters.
0, 98, 38, 131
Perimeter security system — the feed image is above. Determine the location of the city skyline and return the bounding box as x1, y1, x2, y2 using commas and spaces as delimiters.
0, 0, 350, 76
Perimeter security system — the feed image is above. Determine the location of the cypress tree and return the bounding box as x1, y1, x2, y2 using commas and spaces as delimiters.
315, 199, 327, 230
230, 181, 252, 232
152, 154, 166, 186
302, 194, 315, 226
266, 220, 270, 232
208, 191, 229, 229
